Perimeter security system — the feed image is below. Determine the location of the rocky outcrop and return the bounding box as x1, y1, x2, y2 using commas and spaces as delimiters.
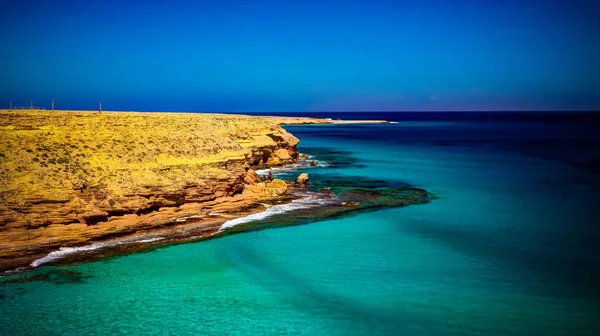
243, 169, 260, 185
296, 173, 309, 185
0, 110, 321, 271
265, 179, 288, 196
266, 148, 292, 165
243, 179, 288, 197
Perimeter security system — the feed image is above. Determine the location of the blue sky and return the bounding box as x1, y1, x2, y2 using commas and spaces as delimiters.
1, 0, 599, 111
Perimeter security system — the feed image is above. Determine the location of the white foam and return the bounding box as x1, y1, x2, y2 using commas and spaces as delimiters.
254, 153, 323, 176
255, 160, 326, 177
389, 121, 399, 124
30, 242, 110, 267
134, 237, 165, 243
255, 168, 272, 175
255, 165, 302, 176
28, 192, 334, 268
217, 196, 335, 232
30, 236, 164, 268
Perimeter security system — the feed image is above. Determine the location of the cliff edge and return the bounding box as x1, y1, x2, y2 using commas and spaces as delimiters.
0, 110, 327, 269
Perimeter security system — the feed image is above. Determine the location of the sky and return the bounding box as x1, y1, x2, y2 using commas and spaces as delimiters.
1, 0, 599, 112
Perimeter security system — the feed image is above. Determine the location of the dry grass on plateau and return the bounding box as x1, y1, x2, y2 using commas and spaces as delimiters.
0, 110, 325, 205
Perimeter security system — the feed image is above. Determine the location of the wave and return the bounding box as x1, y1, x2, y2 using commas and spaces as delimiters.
255, 164, 307, 176
27, 192, 334, 269
217, 196, 335, 232
30, 236, 164, 268
255, 158, 328, 177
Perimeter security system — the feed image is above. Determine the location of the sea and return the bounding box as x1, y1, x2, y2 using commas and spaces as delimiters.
1, 112, 599, 335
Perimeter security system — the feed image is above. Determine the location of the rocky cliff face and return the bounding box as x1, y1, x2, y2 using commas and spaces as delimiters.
0, 110, 325, 269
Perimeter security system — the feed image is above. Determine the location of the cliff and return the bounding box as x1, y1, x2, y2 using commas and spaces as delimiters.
0, 110, 328, 270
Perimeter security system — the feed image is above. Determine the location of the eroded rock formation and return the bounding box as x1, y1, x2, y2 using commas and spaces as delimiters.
0, 110, 327, 270
296, 173, 309, 185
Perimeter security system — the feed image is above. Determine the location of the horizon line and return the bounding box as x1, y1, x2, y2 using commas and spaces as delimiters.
2, 108, 599, 114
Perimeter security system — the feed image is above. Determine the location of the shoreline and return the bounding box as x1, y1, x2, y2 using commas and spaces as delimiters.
1, 180, 432, 278
0, 109, 389, 124
2, 187, 318, 275
0, 109, 389, 273
12, 156, 329, 273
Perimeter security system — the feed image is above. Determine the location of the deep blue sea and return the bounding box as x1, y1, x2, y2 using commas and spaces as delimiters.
1, 112, 600, 335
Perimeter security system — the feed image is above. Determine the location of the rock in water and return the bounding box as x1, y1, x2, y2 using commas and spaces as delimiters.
310, 161, 318, 167
266, 179, 288, 196
268, 168, 274, 181
296, 173, 309, 185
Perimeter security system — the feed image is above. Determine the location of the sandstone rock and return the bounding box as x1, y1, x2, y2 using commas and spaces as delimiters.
267, 156, 281, 165
71, 180, 87, 191
273, 148, 291, 160
0, 109, 313, 272
296, 173, 309, 185
266, 148, 292, 166
265, 179, 288, 196
244, 169, 260, 185
310, 160, 318, 167
244, 182, 267, 196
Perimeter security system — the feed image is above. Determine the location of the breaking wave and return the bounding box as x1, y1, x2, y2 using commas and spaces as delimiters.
217, 196, 335, 232
255, 156, 327, 176
30, 237, 164, 268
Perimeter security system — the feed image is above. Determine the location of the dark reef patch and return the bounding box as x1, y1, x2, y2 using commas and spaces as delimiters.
301, 147, 367, 169
0, 268, 91, 286
221, 185, 431, 235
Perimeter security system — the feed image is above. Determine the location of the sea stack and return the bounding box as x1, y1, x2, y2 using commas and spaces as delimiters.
296, 173, 309, 185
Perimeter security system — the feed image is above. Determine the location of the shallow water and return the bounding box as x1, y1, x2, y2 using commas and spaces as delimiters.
2, 113, 600, 335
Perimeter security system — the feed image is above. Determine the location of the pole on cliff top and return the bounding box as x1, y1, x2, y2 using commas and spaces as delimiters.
9, 100, 12, 110
30, 99, 33, 110
52, 98, 55, 111
99, 101, 102, 113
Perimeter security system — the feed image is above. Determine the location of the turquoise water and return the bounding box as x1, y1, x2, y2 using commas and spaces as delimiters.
2, 117, 600, 335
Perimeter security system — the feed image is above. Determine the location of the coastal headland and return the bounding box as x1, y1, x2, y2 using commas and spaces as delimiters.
0, 110, 424, 273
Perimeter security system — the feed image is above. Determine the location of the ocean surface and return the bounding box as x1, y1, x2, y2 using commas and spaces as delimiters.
2, 112, 600, 335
